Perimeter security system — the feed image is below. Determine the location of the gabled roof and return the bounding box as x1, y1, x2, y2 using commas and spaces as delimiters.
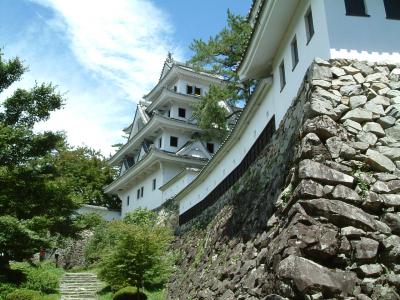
176, 140, 211, 160
144, 56, 224, 103
108, 113, 203, 166
159, 52, 176, 82
105, 147, 207, 194
127, 104, 150, 139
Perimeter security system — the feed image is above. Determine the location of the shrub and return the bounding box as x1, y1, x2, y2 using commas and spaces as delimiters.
5, 289, 41, 300
113, 286, 147, 300
74, 212, 105, 230
98, 221, 173, 291
11, 261, 62, 294
0, 283, 16, 299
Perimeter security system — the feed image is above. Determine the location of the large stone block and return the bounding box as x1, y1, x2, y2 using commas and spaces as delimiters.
277, 255, 357, 296
341, 108, 373, 122
351, 237, 379, 262
331, 185, 362, 204
365, 149, 396, 172
298, 199, 390, 233
303, 115, 343, 140
298, 160, 354, 186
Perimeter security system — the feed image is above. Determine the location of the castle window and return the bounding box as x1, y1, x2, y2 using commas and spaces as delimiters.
279, 61, 286, 91
152, 178, 156, 190
186, 85, 193, 94
345, 0, 368, 16
173, 85, 177, 92
384, 0, 400, 20
137, 189, 140, 199
305, 8, 314, 44
140, 187, 144, 198
178, 108, 186, 118
170, 136, 178, 147
194, 87, 201, 96
158, 137, 162, 148
207, 143, 215, 154
127, 196, 130, 206
291, 36, 299, 70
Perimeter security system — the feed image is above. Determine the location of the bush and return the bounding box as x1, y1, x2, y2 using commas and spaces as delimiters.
113, 286, 147, 300
5, 289, 41, 300
0, 283, 16, 300
74, 212, 105, 230
11, 261, 63, 294
98, 221, 173, 291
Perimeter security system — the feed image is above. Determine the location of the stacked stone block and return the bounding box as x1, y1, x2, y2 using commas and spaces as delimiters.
167, 59, 400, 300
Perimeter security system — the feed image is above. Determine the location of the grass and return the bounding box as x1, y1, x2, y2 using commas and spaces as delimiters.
0, 261, 64, 299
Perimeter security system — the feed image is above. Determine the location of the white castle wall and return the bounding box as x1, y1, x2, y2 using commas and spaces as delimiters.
77, 205, 121, 221
120, 168, 163, 216
180, 0, 330, 214
325, 0, 400, 62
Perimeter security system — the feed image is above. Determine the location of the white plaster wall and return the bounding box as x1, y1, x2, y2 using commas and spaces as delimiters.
161, 129, 191, 153
77, 205, 121, 221
174, 78, 209, 96
169, 103, 195, 120
119, 168, 163, 216
325, 0, 400, 63
162, 171, 199, 202
162, 162, 184, 183
180, 0, 333, 214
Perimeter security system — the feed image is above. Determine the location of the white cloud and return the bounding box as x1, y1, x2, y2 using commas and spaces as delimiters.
4, 0, 184, 154
31, 0, 181, 100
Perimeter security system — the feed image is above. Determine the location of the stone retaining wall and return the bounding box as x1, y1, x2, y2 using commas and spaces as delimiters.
166, 59, 400, 299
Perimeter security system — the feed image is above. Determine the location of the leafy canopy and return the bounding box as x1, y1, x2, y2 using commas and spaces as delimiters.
0, 50, 117, 269
87, 209, 173, 291
189, 11, 253, 140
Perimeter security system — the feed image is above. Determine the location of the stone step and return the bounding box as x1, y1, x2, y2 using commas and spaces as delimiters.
60, 272, 101, 300
61, 281, 100, 284
61, 285, 101, 289
61, 289, 99, 293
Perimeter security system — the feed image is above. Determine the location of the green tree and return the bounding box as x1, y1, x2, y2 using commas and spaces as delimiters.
0, 51, 79, 270
189, 11, 253, 140
93, 209, 173, 291
53, 146, 120, 209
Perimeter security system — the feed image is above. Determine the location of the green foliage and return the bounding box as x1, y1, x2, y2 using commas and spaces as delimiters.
353, 170, 371, 199
11, 261, 63, 294
281, 185, 294, 203
53, 147, 120, 209
0, 51, 81, 268
86, 209, 173, 291
98, 221, 173, 291
5, 289, 42, 300
189, 11, 253, 140
193, 85, 230, 141
123, 208, 157, 227
113, 286, 147, 300
189, 11, 252, 80
74, 213, 105, 230
0, 283, 16, 299
0, 51, 25, 93
0, 50, 118, 270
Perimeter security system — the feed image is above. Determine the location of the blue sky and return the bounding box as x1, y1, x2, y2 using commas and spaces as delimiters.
0, 0, 251, 155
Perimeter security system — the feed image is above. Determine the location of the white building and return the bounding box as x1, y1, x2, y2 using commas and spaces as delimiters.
77, 204, 121, 221
176, 0, 400, 224
105, 55, 228, 216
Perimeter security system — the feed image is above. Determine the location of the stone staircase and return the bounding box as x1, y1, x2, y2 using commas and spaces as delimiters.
60, 272, 103, 300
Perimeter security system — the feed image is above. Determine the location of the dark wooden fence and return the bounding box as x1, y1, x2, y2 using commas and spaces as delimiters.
179, 115, 276, 225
